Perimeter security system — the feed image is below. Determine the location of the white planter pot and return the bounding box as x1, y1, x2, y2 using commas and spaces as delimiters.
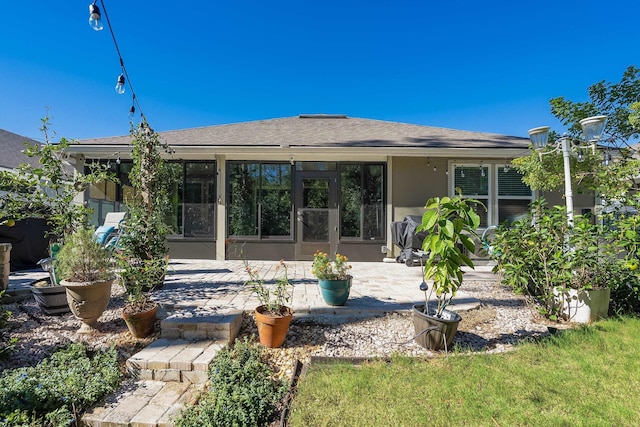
553, 287, 610, 323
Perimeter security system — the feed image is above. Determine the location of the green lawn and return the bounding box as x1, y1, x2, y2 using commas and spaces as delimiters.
289, 317, 640, 427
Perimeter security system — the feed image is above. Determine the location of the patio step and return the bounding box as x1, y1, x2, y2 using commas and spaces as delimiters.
126, 338, 225, 384
82, 379, 203, 427
84, 310, 241, 426
160, 308, 243, 343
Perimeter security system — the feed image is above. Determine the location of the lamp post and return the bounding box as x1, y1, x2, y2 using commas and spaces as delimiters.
527, 115, 607, 227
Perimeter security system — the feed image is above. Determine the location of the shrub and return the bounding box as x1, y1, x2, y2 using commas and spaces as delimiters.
176, 338, 287, 427
0, 291, 16, 359
0, 343, 122, 426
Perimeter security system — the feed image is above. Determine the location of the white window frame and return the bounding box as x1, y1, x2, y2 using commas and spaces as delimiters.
448, 161, 535, 229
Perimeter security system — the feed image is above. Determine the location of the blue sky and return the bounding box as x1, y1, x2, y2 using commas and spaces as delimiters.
1, 1, 638, 142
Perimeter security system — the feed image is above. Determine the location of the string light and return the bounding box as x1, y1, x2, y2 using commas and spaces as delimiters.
88, 2, 103, 31
115, 74, 125, 94
603, 151, 612, 166
88, 1, 144, 121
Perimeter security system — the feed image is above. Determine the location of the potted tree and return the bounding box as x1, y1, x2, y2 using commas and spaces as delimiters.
311, 251, 352, 306
116, 121, 173, 338
245, 259, 294, 348
56, 227, 115, 333
412, 194, 481, 351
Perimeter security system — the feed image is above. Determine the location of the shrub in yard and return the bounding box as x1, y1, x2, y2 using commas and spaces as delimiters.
0, 291, 16, 359
176, 338, 287, 427
0, 342, 121, 426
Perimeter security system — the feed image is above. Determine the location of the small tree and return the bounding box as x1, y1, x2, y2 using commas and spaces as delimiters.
514, 66, 640, 202
0, 115, 114, 243
117, 120, 175, 298
418, 193, 481, 317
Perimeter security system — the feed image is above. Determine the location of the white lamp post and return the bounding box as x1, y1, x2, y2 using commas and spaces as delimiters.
527, 115, 607, 227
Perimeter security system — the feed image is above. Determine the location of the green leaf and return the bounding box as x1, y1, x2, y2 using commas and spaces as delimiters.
459, 234, 476, 253
443, 220, 454, 238
421, 210, 438, 231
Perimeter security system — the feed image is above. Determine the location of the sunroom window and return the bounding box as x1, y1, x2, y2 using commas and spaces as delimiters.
227, 162, 292, 239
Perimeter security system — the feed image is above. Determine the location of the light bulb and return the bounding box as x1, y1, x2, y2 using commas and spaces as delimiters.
481, 168, 486, 177
88, 4, 104, 31
116, 156, 121, 165
460, 170, 465, 178
577, 149, 585, 162
115, 74, 125, 94
433, 166, 437, 172
603, 151, 612, 167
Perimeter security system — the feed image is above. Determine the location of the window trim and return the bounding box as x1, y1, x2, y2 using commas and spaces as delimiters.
449, 161, 534, 228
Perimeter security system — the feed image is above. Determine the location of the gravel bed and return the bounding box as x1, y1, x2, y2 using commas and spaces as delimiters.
0, 286, 158, 372
1, 279, 554, 381
240, 280, 555, 380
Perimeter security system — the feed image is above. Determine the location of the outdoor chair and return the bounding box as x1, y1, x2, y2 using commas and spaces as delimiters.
94, 211, 126, 251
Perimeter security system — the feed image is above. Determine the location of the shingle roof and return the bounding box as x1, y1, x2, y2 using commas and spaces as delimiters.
0, 129, 41, 169
77, 116, 529, 150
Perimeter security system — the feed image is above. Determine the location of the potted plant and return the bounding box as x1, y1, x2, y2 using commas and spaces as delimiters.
491, 200, 616, 323
244, 259, 294, 348
116, 121, 174, 337
56, 227, 115, 333
552, 211, 614, 323
412, 194, 481, 351
311, 251, 353, 306
119, 258, 165, 338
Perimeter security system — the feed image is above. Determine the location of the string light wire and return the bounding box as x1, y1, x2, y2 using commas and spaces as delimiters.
94, 0, 144, 122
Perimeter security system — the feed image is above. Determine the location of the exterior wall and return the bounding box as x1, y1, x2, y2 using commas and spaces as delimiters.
168, 240, 216, 260
225, 241, 295, 261
390, 156, 448, 221
540, 191, 597, 215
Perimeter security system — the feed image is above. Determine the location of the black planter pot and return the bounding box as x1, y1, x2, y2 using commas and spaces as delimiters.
412, 304, 462, 351
30, 279, 71, 315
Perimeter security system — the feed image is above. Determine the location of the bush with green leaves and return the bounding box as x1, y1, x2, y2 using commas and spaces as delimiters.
54, 227, 113, 283
491, 199, 640, 319
0, 343, 121, 426
175, 338, 287, 427
0, 291, 16, 359
0, 115, 114, 243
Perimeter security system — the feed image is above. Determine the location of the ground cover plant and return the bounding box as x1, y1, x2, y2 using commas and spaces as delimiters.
175, 338, 288, 427
0, 343, 121, 427
289, 317, 640, 427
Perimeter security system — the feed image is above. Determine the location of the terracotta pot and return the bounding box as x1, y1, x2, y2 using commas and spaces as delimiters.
62, 278, 113, 334
122, 303, 158, 338
254, 305, 293, 348
412, 304, 461, 351
318, 277, 352, 306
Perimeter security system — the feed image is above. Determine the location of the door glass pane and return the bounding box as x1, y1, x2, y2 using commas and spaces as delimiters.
302, 211, 329, 241
303, 178, 329, 208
